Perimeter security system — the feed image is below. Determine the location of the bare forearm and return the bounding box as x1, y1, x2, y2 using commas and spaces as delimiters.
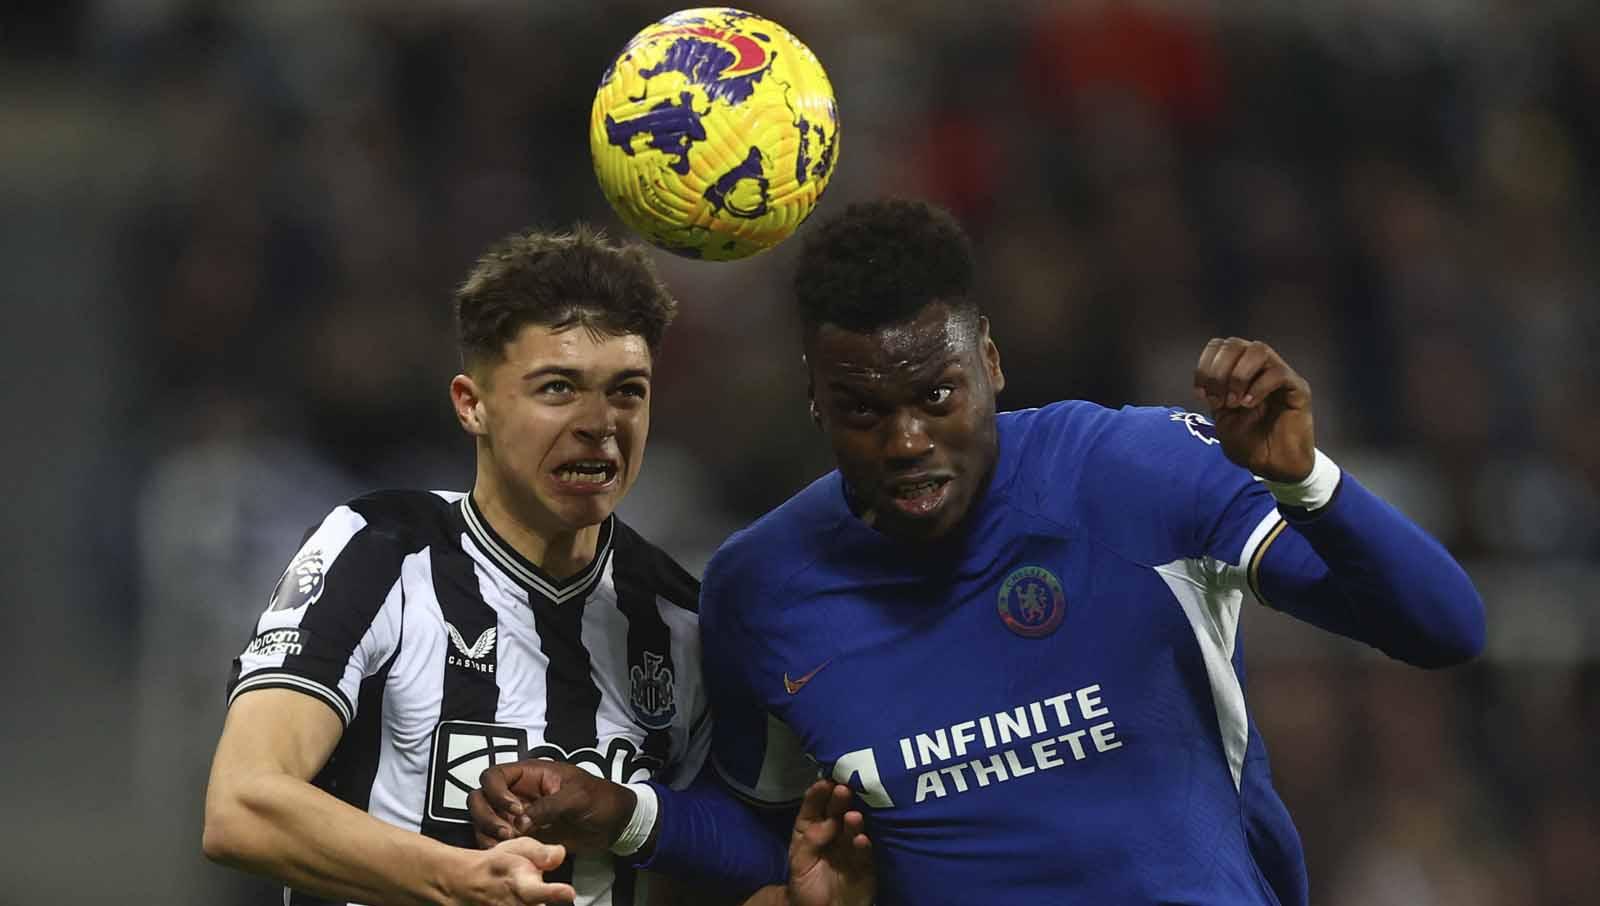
205, 771, 468, 905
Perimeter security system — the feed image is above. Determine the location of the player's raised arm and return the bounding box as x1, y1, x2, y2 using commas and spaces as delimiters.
1194, 337, 1486, 666
204, 689, 576, 906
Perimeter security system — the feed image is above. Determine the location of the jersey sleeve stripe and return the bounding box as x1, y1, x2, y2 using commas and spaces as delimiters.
1247, 519, 1289, 609
228, 672, 355, 726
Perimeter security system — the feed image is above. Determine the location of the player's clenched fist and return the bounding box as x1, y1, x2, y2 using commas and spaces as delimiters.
469, 760, 637, 853
447, 837, 576, 905
1193, 337, 1316, 483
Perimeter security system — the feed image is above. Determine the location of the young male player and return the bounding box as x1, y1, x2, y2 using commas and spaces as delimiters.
201, 227, 867, 906
471, 200, 1485, 906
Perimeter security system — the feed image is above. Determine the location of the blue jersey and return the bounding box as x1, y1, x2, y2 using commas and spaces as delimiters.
702, 402, 1306, 905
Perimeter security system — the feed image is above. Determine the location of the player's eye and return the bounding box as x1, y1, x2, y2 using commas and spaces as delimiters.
537, 379, 576, 397
926, 386, 955, 406
836, 399, 879, 426
613, 383, 649, 401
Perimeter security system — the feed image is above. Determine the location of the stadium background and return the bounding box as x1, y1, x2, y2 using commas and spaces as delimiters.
3, 1, 1598, 902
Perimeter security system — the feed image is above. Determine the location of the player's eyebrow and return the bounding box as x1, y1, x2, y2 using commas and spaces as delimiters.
522, 365, 584, 382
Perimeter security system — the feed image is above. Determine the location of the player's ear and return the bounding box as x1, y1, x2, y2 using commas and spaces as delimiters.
979, 316, 1005, 395
451, 373, 489, 436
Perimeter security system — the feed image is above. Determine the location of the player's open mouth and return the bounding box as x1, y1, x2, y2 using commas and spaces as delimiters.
552, 460, 618, 491
886, 476, 952, 518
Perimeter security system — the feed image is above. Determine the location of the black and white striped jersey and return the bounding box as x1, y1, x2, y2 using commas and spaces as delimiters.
227, 489, 709, 906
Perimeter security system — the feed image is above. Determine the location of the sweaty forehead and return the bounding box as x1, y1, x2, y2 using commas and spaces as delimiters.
813, 306, 978, 379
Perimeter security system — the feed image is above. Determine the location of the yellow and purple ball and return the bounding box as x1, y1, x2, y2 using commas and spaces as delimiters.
590, 8, 840, 261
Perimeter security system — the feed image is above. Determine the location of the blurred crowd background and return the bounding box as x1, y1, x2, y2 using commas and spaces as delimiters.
3, 0, 1598, 902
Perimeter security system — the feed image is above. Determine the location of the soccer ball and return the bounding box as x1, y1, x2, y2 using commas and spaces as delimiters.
590, 8, 840, 261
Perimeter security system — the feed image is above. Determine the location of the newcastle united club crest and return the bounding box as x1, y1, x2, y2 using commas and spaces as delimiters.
629, 651, 677, 730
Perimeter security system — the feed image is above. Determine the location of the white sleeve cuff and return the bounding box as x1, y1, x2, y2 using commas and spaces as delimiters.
1262, 449, 1341, 511
609, 782, 659, 856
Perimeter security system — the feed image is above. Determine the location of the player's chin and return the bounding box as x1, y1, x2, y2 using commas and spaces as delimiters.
543, 481, 626, 526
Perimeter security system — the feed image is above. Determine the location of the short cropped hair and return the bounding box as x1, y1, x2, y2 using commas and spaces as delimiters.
793, 199, 977, 333
454, 226, 678, 371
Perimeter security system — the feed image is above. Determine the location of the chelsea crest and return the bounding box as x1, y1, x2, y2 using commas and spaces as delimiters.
998, 566, 1067, 638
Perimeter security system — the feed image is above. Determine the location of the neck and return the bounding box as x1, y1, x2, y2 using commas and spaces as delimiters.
471, 464, 601, 582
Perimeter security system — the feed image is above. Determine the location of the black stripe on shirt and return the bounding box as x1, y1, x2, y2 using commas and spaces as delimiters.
273, 527, 407, 706
421, 544, 503, 847
430, 544, 502, 723
611, 528, 681, 765
530, 579, 604, 754
614, 519, 700, 615
312, 643, 402, 811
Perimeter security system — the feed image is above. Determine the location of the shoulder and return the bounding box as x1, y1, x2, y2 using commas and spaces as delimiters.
1000, 400, 1206, 453
712, 474, 842, 583
262, 490, 453, 618
993, 400, 1123, 507
1007, 402, 1222, 472
337, 489, 464, 546
1084, 406, 1245, 498
609, 517, 701, 614
291, 488, 459, 553
701, 474, 844, 623
281, 490, 457, 584
998, 398, 1116, 435
994, 402, 1240, 524
1097, 405, 1223, 455
998, 400, 1114, 465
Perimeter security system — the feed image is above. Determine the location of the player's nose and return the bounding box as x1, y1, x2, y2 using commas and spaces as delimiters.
882, 410, 934, 462
572, 394, 618, 443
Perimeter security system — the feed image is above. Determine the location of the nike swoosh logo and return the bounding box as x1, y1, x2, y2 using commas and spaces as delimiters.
783, 658, 832, 695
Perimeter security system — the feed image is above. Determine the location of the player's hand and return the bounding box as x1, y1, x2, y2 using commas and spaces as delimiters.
1193, 337, 1315, 483
786, 780, 874, 906
446, 837, 577, 906
469, 762, 527, 849
468, 759, 635, 855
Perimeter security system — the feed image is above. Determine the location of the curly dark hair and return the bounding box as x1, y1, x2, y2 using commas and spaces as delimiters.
454, 225, 677, 371
793, 199, 978, 333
